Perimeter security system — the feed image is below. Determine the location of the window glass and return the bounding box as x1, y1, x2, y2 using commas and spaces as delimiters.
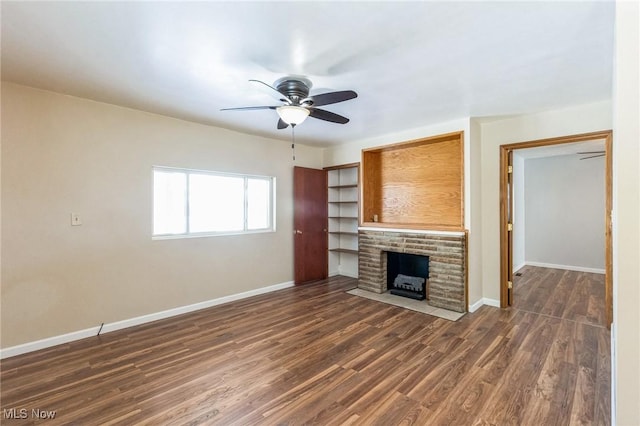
153, 171, 187, 235
153, 167, 275, 238
189, 174, 244, 233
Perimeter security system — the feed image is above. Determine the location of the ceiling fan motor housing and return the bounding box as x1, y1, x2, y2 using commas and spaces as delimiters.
274, 77, 312, 104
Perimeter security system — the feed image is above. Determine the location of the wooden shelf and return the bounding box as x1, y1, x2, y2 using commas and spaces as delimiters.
326, 164, 360, 277
329, 248, 359, 255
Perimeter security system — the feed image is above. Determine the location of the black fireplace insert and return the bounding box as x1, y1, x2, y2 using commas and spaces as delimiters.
386, 252, 430, 300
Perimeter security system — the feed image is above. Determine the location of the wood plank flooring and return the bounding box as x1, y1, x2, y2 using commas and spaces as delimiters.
1, 270, 610, 425
513, 265, 606, 327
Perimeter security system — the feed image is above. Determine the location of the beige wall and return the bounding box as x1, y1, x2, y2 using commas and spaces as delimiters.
524, 154, 605, 270
3, 21, 638, 418
613, 1, 640, 424
479, 101, 612, 301
1, 83, 323, 348
323, 104, 612, 309
327, 86, 634, 423
321, 118, 483, 308
477, 92, 640, 423
468, 118, 483, 307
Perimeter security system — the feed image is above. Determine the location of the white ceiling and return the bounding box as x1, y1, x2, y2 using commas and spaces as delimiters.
0, 1, 614, 147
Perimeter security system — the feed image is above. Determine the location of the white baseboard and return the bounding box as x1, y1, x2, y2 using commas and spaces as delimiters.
514, 263, 527, 273
468, 299, 484, 313
468, 297, 501, 313
525, 261, 605, 274
0, 327, 103, 360
0, 280, 294, 360
610, 322, 616, 426
482, 298, 501, 308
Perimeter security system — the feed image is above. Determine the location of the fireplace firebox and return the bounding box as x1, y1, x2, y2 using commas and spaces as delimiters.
386, 252, 429, 300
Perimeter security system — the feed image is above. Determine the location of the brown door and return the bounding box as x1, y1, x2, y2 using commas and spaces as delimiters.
294, 166, 328, 284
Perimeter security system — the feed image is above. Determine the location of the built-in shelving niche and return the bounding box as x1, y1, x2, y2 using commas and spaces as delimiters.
326, 164, 359, 278
361, 131, 464, 231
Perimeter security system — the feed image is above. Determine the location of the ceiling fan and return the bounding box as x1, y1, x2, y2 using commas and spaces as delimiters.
578, 151, 605, 160
221, 76, 357, 129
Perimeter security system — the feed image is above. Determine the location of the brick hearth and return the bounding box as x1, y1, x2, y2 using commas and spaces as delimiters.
358, 229, 467, 313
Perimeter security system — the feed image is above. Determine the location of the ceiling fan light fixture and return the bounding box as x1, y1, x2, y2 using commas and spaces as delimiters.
276, 105, 310, 125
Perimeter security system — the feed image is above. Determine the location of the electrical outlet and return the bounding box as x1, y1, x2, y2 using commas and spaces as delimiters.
71, 213, 82, 226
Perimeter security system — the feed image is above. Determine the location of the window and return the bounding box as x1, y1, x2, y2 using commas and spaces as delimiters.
153, 166, 275, 238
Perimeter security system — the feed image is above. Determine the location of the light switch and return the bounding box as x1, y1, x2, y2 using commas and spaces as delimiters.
71, 213, 82, 226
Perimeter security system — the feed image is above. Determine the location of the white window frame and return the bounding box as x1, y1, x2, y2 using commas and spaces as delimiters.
152, 166, 276, 239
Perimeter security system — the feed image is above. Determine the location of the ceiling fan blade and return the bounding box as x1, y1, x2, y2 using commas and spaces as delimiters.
579, 154, 606, 160
277, 118, 289, 129
307, 90, 357, 107
577, 151, 606, 154
309, 108, 349, 124
249, 79, 291, 104
220, 106, 278, 111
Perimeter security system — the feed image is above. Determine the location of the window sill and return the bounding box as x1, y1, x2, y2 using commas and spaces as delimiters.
153, 229, 276, 240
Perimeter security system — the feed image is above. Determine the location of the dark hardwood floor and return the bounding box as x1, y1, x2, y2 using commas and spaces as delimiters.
513, 265, 606, 327
1, 270, 610, 425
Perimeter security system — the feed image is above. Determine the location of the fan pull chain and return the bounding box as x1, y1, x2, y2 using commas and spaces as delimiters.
291, 123, 296, 161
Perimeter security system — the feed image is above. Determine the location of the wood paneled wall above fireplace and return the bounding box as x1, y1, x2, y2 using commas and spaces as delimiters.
361, 131, 464, 231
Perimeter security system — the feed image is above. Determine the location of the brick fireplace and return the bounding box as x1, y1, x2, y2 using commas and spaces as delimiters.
358, 228, 468, 313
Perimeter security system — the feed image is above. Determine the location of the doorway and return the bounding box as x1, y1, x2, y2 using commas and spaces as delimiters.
499, 130, 613, 326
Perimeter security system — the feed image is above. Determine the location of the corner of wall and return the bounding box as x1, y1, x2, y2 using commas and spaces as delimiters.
613, 2, 640, 424
467, 118, 484, 306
